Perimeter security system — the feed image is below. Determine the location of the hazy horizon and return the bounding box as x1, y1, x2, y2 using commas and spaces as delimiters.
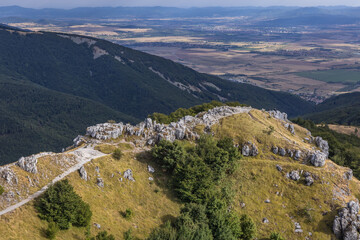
0, 0, 359, 9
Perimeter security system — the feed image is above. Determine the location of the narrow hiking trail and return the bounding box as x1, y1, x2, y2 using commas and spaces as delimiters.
0, 146, 106, 216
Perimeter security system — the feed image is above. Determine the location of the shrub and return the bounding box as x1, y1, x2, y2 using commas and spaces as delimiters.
0, 185, 4, 195
45, 222, 59, 240
123, 208, 134, 220
35, 179, 92, 230
151, 140, 185, 171
112, 148, 123, 160
270, 232, 285, 240
91, 231, 115, 240
124, 229, 133, 240
239, 214, 256, 240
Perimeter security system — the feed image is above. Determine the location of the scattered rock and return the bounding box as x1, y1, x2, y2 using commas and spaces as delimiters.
279, 148, 286, 156
315, 136, 329, 157
149, 177, 154, 181
287, 170, 300, 181
262, 218, 269, 224
344, 169, 353, 181
78, 166, 87, 181
123, 169, 135, 182
242, 142, 258, 156
96, 178, 104, 188
288, 124, 295, 135
0, 167, 17, 185
265, 199, 271, 203
305, 176, 314, 186
276, 165, 282, 172
240, 202, 246, 208
295, 222, 303, 233
94, 223, 101, 229
148, 165, 155, 173
294, 150, 301, 160
272, 146, 279, 154
268, 110, 288, 121
95, 166, 100, 173
308, 151, 327, 167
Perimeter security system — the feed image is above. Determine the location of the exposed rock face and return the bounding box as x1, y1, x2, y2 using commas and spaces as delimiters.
96, 178, 104, 188
287, 170, 300, 181
73, 135, 86, 147
16, 152, 52, 174
0, 167, 17, 185
123, 169, 135, 182
79, 166, 87, 181
315, 136, 329, 157
268, 110, 288, 122
308, 150, 327, 167
333, 200, 360, 239
242, 142, 258, 157
86, 123, 124, 140
85, 106, 252, 144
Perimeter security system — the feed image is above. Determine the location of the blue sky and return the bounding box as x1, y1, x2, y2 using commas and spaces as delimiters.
0, 0, 359, 8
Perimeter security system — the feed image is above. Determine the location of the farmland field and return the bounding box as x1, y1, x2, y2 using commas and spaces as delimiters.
296, 70, 360, 84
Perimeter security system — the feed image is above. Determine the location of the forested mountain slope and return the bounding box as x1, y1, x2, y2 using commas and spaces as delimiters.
0, 25, 314, 163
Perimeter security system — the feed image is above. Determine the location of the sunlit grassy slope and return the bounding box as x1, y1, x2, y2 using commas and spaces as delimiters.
0, 109, 358, 239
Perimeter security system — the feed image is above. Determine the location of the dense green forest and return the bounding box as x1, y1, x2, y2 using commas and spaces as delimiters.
0, 26, 315, 164
292, 118, 360, 178
302, 92, 360, 126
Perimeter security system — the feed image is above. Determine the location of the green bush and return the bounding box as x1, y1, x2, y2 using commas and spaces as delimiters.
151, 140, 185, 171
45, 222, 59, 240
112, 148, 123, 160
270, 232, 285, 240
35, 179, 92, 230
239, 214, 257, 240
123, 208, 134, 220
124, 229, 134, 240
91, 231, 115, 240
0, 185, 4, 195
148, 135, 253, 240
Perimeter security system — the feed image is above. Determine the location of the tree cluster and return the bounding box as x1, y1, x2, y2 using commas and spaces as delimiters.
149, 135, 256, 240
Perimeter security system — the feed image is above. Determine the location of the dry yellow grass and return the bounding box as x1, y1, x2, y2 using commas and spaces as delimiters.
327, 124, 360, 137
0, 110, 359, 239
0, 150, 180, 239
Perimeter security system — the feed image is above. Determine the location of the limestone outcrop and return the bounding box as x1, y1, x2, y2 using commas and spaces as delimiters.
333, 200, 360, 239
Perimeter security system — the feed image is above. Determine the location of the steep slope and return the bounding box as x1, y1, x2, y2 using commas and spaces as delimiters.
0, 106, 357, 239
0, 26, 314, 163
0, 74, 137, 165
303, 92, 360, 126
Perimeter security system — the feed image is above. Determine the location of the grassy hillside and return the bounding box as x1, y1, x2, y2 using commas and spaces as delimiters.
303, 92, 360, 126
0, 108, 357, 239
0, 26, 314, 164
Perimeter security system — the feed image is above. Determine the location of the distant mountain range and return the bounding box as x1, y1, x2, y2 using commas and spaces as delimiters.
0, 25, 315, 164
0, 6, 359, 25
